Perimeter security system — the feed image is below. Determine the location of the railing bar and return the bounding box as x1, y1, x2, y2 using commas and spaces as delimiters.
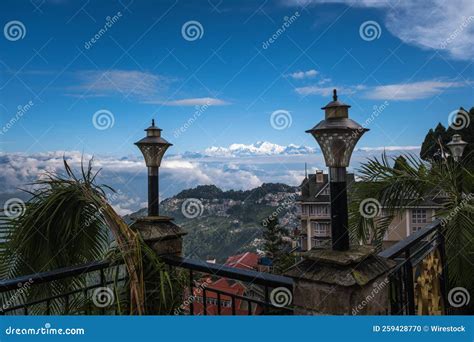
263, 286, 269, 315
2, 278, 127, 312
231, 296, 236, 315
217, 292, 221, 315
203, 289, 207, 316
161, 255, 293, 288
379, 220, 440, 259
189, 270, 194, 316
404, 250, 415, 315
100, 269, 106, 315
0, 260, 120, 292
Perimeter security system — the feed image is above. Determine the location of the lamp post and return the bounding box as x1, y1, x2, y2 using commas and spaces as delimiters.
446, 134, 467, 162
306, 89, 368, 251
135, 119, 172, 217
447, 134, 467, 195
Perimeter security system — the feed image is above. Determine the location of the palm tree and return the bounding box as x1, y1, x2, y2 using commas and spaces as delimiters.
0, 158, 176, 314
349, 153, 474, 295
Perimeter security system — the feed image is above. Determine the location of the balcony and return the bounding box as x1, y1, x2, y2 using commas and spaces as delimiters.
0, 221, 448, 315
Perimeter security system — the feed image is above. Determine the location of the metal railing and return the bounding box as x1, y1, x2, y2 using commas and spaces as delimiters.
0, 261, 127, 315
162, 255, 293, 315
0, 255, 293, 315
379, 220, 447, 315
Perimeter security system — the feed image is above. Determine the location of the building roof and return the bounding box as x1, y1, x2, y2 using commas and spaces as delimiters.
225, 252, 259, 270
299, 172, 354, 202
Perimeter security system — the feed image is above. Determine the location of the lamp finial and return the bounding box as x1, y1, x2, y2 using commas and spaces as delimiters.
152, 119, 155, 126
333, 89, 337, 101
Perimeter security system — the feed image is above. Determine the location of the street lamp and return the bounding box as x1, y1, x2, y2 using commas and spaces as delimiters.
135, 119, 172, 217
446, 134, 467, 162
306, 89, 368, 251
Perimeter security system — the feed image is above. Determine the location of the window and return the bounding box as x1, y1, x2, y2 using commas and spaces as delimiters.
310, 205, 329, 216
302, 205, 308, 215
412, 226, 423, 233
412, 209, 427, 223
312, 222, 330, 236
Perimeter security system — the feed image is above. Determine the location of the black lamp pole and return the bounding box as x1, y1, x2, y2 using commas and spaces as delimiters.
329, 167, 349, 251
148, 166, 159, 216
135, 119, 172, 217
306, 89, 368, 251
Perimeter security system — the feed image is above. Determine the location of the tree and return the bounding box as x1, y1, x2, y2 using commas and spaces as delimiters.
262, 218, 293, 274
420, 107, 474, 168
0, 159, 176, 314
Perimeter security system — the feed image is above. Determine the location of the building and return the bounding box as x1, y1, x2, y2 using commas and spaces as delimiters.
189, 252, 265, 315
380, 192, 444, 248
298, 170, 354, 251
298, 170, 444, 251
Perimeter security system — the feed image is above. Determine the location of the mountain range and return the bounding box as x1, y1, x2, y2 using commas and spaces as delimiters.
124, 183, 300, 262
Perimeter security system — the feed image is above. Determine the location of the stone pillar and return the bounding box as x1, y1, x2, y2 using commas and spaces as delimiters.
130, 216, 186, 256
285, 246, 395, 315
130, 216, 187, 314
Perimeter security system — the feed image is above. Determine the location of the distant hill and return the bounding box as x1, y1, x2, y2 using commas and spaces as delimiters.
124, 183, 299, 262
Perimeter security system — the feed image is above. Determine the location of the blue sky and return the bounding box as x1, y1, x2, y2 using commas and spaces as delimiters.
1, 0, 473, 212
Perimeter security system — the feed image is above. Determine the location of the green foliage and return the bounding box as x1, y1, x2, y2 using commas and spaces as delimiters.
349, 152, 474, 295
0, 159, 177, 315
420, 107, 474, 169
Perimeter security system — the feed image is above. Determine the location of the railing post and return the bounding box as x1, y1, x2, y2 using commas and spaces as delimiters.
130, 216, 187, 314
404, 250, 416, 315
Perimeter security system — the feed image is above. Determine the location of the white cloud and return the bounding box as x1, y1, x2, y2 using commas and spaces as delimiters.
295, 80, 468, 100
365, 80, 467, 100
286, 0, 474, 60
288, 69, 318, 79
356, 146, 420, 152
148, 97, 230, 106
0, 145, 421, 213
68, 70, 170, 99
295, 84, 365, 96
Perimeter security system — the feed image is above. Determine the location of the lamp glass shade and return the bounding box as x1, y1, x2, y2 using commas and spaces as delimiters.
311, 129, 365, 168
136, 143, 170, 167
447, 134, 467, 161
